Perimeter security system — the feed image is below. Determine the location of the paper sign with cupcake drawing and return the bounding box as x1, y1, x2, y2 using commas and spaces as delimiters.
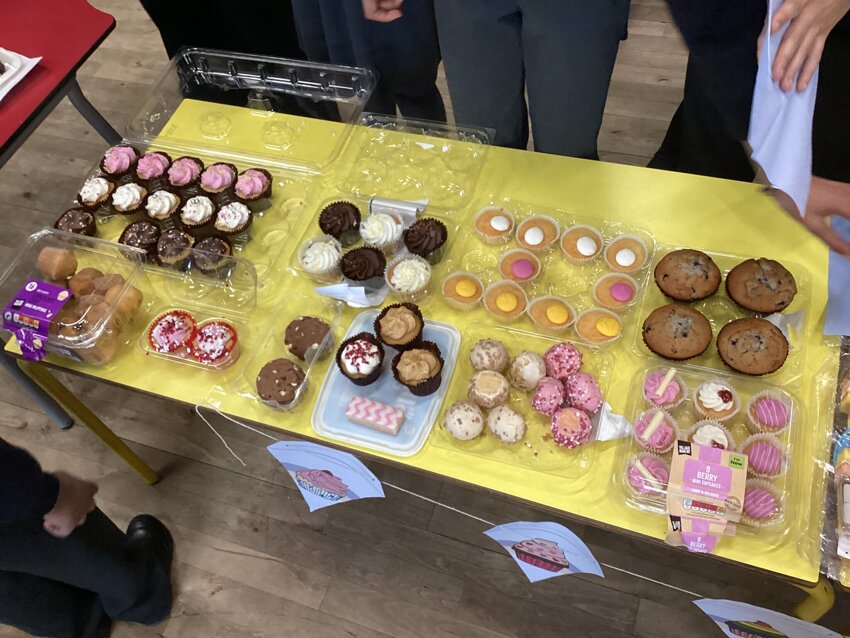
694, 599, 840, 638
484, 521, 602, 583
267, 441, 384, 512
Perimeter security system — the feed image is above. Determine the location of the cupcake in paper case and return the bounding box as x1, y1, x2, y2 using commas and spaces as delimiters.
551, 407, 593, 449
360, 211, 404, 253
373, 302, 424, 351
473, 207, 514, 245
563, 371, 603, 414
512, 538, 569, 572
157, 228, 194, 267
77, 175, 114, 210
560, 224, 604, 265
179, 195, 217, 235
741, 479, 784, 528
746, 391, 791, 435
403, 218, 448, 264
214, 202, 253, 238
199, 162, 237, 196
144, 189, 181, 224
189, 319, 240, 369
134, 151, 171, 187
54, 208, 96, 237
488, 405, 527, 444
693, 380, 740, 422
192, 236, 233, 275
100, 144, 139, 178
740, 434, 786, 479
341, 247, 386, 290
725, 620, 788, 638
604, 234, 648, 274
167, 156, 204, 192
298, 235, 342, 280
531, 377, 565, 416
625, 452, 670, 501
111, 182, 148, 217
336, 332, 385, 387
294, 469, 348, 502
319, 201, 361, 247
632, 409, 679, 454
119, 220, 160, 260
147, 310, 196, 355
642, 368, 686, 411
392, 340, 443, 397
234, 168, 273, 212
386, 254, 431, 302
686, 420, 733, 450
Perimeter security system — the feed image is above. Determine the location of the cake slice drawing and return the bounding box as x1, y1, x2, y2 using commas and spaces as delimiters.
725, 620, 788, 638
294, 469, 349, 501
511, 538, 570, 572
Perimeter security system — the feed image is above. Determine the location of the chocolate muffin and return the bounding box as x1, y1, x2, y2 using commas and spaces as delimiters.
157, 227, 194, 267
725, 258, 797, 314
118, 221, 160, 258
319, 201, 361, 246
403, 218, 447, 264
284, 316, 333, 362
192, 236, 232, 274
642, 303, 712, 360
654, 249, 721, 302
341, 247, 386, 287
717, 318, 789, 375
54, 208, 96, 236
256, 358, 306, 408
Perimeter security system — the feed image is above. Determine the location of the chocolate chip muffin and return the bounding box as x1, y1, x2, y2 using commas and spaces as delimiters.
642, 303, 712, 360
717, 318, 788, 375
654, 249, 721, 302
256, 358, 307, 407
725, 258, 797, 314
284, 316, 333, 362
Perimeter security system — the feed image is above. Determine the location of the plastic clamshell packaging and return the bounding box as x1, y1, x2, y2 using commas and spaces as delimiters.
435, 195, 656, 348
433, 324, 613, 480
613, 363, 801, 541
633, 245, 812, 388
0, 230, 148, 365
312, 309, 461, 457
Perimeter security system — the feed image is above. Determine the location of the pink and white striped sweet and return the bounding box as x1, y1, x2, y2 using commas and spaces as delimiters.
743, 485, 779, 520
743, 438, 784, 477
346, 397, 405, 435
750, 396, 789, 432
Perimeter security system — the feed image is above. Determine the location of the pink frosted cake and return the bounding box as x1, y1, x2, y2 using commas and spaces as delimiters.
531, 377, 565, 416
512, 538, 569, 572
564, 371, 603, 414
626, 454, 670, 498
632, 410, 678, 454
543, 342, 582, 381
741, 435, 785, 479
550, 407, 593, 449
295, 469, 348, 501
642, 368, 685, 409
747, 392, 790, 434
742, 480, 782, 527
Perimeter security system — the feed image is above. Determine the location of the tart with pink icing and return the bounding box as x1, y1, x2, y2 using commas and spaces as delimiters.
564, 371, 603, 414
543, 342, 582, 382
642, 368, 686, 410
134, 151, 171, 182
235, 168, 272, 203
632, 409, 678, 454
295, 469, 348, 501
531, 377, 565, 416
189, 320, 239, 368
167, 156, 203, 189
741, 434, 785, 479
100, 145, 139, 177
626, 453, 670, 499
147, 310, 195, 355
747, 391, 791, 434
512, 538, 569, 572
199, 162, 237, 194
550, 407, 593, 449
741, 479, 783, 527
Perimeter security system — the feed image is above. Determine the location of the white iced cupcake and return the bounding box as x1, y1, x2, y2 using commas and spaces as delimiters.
386, 254, 431, 302
360, 212, 404, 253
298, 235, 342, 280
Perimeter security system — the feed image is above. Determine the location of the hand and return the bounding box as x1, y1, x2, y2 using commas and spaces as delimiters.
43, 472, 97, 538
773, 177, 850, 256
760, 0, 850, 92
362, 0, 403, 22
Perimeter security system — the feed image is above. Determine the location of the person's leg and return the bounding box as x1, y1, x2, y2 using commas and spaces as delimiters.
434, 0, 528, 147
0, 508, 172, 626
521, 0, 630, 158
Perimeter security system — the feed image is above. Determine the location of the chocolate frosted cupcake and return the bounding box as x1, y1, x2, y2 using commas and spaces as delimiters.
336, 332, 385, 386
100, 144, 139, 179
403, 218, 448, 264
214, 202, 253, 238
392, 340, 444, 396
119, 220, 161, 259
179, 195, 216, 235
341, 247, 386, 289
54, 208, 96, 236
133, 151, 171, 188
199, 162, 237, 196
77, 176, 114, 210
319, 201, 361, 247
157, 227, 194, 267
144, 189, 181, 224
111, 182, 148, 217
167, 156, 203, 193
374, 302, 424, 351
192, 236, 233, 274
234, 168, 273, 213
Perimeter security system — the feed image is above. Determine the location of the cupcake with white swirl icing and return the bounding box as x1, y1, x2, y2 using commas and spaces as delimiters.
77, 176, 114, 210
214, 202, 253, 237
693, 380, 739, 422
298, 235, 342, 279
111, 182, 148, 216
360, 212, 404, 253
180, 195, 216, 234
386, 254, 432, 302
144, 189, 181, 223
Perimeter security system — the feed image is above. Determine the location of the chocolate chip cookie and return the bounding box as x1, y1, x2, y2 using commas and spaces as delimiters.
256, 358, 307, 407
642, 303, 712, 360
654, 249, 721, 302
716, 318, 788, 375
725, 258, 797, 313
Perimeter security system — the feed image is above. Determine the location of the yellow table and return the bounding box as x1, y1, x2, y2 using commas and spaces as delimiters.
10, 105, 839, 615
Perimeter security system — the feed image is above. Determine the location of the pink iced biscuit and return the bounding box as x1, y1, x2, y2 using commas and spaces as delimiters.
564, 371, 603, 414
550, 407, 592, 449
743, 438, 784, 477
632, 410, 676, 452
627, 456, 669, 495
751, 397, 788, 432
610, 282, 634, 302
511, 259, 535, 280
168, 157, 202, 186
102, 145, 137, 174
136, 152, 170, 179
236, 169, 270, 198
345, 397, 405, 435
201, 163, 236, 190
531, 377, 565, 416
743, 485, 780, 520
544, 342, 583, 381
642, 370, 682, 407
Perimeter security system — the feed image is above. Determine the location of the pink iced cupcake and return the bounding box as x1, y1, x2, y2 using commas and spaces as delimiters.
642, 368, 686, 410
543, 342, 583, 382
550, 407, 593, 449
625, 453, 670, 500
200, 162, 237, 195
746, 391, 791, 435
100, 144, 139, 178
167, 156, 204, 191
564, 371, 603, 414
741, 479, 783, 527
632, 409, 679, 454
531, 377, 564, 416
134, 151, 171, 185
235, 168, 273, 211
740, 434, 785, 479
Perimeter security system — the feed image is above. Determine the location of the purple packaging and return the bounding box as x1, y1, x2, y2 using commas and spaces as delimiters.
2, 280, 74, 361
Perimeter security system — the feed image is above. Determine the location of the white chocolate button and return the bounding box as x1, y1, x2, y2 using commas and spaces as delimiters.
524, 226, 544, 246
576, 236, 597, 256
615, 248, 636, 267
490, 215, 510, 232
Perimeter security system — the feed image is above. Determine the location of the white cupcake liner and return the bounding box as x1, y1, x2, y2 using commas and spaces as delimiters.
592, 273, 639, 312
482, 280, 528, 323
573, 307, 622, 344
386, 253, 431, 302
516, 215, 560, 253
527, 296, 576, 333
741, 478, 784, 528
473, 207, 515, 245
746, 390, 792, 435
498, 248, 541, 287
740, 433, 787, 479
604, 233, 648, 273
297, 234, 342, 281
441, 271, 484, 311
686, 420, 734, 451
560, 225, 604, 265
632, 409, 680, 455
625, 452, 670, 502
693, 380, 740, 422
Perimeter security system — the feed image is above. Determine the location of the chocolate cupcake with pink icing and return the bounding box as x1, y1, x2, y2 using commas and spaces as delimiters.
234, 168, 273, 213
99, 145, 139, 179
133, 151, 171, 188
167, 156, 204, 193
199, 162, 237, 197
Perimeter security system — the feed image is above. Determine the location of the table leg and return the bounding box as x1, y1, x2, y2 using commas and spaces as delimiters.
791, 575, 835, 622
17, 360, 159, 485
65, 77, 121, 145
0, 351, 73, 430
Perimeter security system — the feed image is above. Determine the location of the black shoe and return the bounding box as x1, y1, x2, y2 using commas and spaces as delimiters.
126, 515, 174, 574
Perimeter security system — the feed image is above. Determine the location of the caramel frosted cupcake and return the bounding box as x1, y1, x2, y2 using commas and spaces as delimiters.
441, 272, 484, 310
574, 308, 622, 344
604, 234, 648, 273
144, 189, 181, 223
483, 280, 528, 322
77, 176, 114, 210
298, 235, 343, 280
54, 208, 96, 237
528, 296, 575, 333
111, 182, 147, 217
180, 195, 217, 235
473, 207, 514, 244
341, 247, 386, 289
593, 273, 638, 311
404, 218, 448, 264
319, 201, 361, 247
392, 341, 444, 396
199, 162, 237, 195
516, 215, 559, 253
374, 302, 424, 351
336, 332, 385, 387
561, 225, 604, 264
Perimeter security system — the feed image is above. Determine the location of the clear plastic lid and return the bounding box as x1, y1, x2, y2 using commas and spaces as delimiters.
123, 48, 376, 173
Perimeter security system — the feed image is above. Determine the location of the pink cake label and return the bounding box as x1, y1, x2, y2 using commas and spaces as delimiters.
681, 531, 719, 553
682, 459, 733, 500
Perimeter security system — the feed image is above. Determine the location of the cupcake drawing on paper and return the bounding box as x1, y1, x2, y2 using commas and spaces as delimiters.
511, 538, 570, 573
294, 469, 349, 501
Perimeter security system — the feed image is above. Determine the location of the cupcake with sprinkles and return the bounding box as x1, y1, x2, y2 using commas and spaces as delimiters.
741, 479, 783, 528
642, 368, 686, 410
746, 391, 791, 435
214, 202, 253, 239
740, 434, 786, 479
77, 175, 114, 210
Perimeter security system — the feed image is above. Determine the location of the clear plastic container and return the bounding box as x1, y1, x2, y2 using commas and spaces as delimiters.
432, 323, 613, 479
633, 245, 811, 387
0, 230, 149, 366
434, 195, 655, 348
612, 363, 802, 541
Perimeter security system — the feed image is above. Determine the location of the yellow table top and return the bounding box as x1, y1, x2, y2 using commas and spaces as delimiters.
14, 103, 838, 585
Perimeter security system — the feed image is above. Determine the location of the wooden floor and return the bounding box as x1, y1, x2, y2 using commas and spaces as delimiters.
1, 1, 848, 637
